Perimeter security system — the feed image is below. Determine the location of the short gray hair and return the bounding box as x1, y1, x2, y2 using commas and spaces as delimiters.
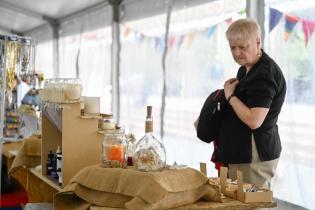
226, 18, 261, 42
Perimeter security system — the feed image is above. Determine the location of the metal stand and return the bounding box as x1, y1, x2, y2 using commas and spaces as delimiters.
0, 34, 8, 202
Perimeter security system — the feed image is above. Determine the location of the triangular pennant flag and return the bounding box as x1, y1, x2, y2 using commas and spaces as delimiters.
154, 37, 165, 52
207, 25, 217, 38
225, 17, 233, 25
284, 14, 299, 41
123, 27, 131, 38
302, 19, 315, 47
187, 32, 196, 47
176, 35, 185, 49
135, 32, 145, 43
168, 36, 176, 49
269, 8, 283, 32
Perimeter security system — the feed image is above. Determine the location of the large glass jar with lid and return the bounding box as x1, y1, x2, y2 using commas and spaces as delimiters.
133, 106, 166, 171
101, 128, 128, 168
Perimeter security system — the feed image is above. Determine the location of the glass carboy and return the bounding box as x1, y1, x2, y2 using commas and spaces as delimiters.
133, 106, 166, 171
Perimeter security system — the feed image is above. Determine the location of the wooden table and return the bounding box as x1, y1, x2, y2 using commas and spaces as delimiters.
1, 142, 277, 209
23, 169, 277, 210
89, 198, 276, 210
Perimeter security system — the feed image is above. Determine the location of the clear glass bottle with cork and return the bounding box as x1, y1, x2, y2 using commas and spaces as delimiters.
133, 106, 166, 171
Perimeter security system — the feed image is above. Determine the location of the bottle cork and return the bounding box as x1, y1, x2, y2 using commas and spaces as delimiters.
147, 106, 152, 117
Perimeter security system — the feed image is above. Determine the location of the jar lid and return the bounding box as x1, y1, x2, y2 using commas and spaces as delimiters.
100, 113, 113, 118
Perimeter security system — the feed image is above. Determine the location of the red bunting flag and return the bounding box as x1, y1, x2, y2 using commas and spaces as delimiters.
284, 14, 299, 42
167, 36, 176, 49
302, 19, 315, 47
123, 27, 131, 38
225, 17, 233, 25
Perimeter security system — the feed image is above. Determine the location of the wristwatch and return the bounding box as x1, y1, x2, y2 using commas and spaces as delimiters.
227, 94, 235, 102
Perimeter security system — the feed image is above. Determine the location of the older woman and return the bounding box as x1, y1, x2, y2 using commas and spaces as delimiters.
219, 18, 286, 190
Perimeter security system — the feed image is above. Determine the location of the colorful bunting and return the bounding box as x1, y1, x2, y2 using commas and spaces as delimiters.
186, 32, 196, 48
176, 35, 185, 49
167, 36, 176, 49
268, 7, 315, 47
269, 8, 283, 32
207, 25, 217, 38
154, 37, 164, 52
284, 14, 299, 41
123, 27, 131, 37
121, 7, 315, 52
225, 17, 233, 26
302, 19, 315, 47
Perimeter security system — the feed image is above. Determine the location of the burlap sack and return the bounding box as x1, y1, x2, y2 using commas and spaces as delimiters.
9, 134, 42, 174
54, 165, 221, 210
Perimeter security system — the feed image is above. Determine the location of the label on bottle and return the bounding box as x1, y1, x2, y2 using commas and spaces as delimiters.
58, 174, 63, 186
56, 154, 62, 170
145, 121, 153, 133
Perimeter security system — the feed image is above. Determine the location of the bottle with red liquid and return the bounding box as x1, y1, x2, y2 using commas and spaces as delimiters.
127, 133, 136, 166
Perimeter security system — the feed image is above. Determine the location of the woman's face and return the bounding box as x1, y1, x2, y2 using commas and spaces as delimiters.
228, 37, 260, 69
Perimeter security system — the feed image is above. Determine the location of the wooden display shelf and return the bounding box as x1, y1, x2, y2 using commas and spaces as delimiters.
28, 167, 61, 202
81, 115, 102, 119
29, 167, 61, 191
41, 101, 103, 187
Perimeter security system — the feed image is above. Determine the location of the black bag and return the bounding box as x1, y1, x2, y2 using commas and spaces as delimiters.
197, 89, 227, 143
1, 158, 13, 193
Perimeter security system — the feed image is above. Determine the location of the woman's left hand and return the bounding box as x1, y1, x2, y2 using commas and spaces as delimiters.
224, 78, 239, 100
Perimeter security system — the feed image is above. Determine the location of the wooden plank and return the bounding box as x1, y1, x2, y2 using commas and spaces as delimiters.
29, 167, 61, 191
27, 168, 60, 202
172, 199, 276, 210
89, 199, 276, 210
62, 102, 103, 187
42, 114, 62, 176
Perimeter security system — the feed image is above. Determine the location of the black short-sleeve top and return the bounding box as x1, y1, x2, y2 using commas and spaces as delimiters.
218, 50, 286, 164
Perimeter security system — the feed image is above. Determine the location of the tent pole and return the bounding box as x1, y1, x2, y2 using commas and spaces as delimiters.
51, 22, 60, 78
246, 0, 265, 47
109, 0, 123, 123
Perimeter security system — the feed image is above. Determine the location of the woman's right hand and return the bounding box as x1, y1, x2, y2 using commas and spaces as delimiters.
224, 78, 239, 100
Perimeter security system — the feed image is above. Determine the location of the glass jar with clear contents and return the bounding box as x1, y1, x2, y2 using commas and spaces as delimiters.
64, 78, 82, 101
99, 114, 115, 131
101, 129, 128, 168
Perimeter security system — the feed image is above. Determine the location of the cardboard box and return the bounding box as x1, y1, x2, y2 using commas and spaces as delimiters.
219, 167, 273, 203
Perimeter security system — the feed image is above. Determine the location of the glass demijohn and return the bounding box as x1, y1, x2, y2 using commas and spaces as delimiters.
133, 106, 166, 171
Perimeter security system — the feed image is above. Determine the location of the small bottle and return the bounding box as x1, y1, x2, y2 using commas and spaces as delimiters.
46, 157, 52, 175
47, 150, 55, 176
127, 134, 136, 166
133, 106, 166, 171
56, 146, 62, 186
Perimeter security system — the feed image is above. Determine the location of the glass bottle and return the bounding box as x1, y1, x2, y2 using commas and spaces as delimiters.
133, 106, 166, 171
101, 128, 127, 168
126, 133, 136, 166
99, 114, 115, 131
